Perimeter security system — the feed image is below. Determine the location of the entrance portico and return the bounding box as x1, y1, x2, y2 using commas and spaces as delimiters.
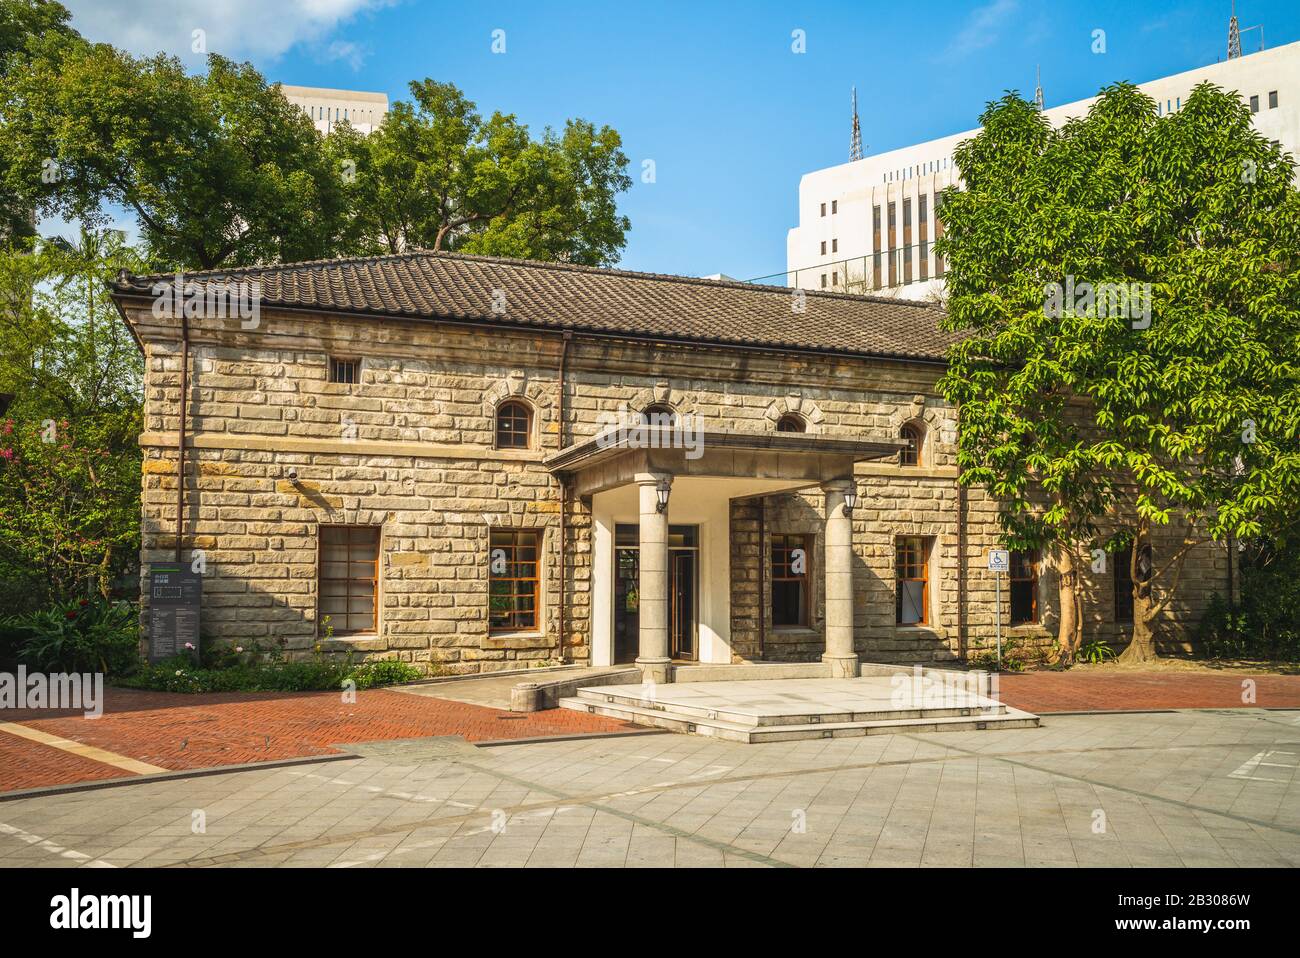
546, 428, 904, 683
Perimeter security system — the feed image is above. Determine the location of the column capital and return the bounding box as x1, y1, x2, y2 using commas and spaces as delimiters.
820, 477, 854, 494
634, 470, 673, 487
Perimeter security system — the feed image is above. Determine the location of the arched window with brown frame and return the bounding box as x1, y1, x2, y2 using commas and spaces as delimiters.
495, 400, 533, 450
776, 413, 806, 433
899, 422, 924, 467
641, 403, 678, 428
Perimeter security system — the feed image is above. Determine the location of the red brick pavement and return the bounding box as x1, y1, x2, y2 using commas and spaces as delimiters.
997, 671, 1300, 713
0, 686, 639, 793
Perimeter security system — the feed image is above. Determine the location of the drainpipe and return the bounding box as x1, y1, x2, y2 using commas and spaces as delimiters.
757, 496, 766, 661
175, 311, 190, 563
556, 331, 572, 663
956, 467, 968, 661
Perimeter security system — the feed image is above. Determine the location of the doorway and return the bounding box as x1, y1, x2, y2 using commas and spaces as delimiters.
613, 523, 699, 663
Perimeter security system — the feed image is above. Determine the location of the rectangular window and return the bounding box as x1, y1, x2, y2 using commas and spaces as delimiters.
887, 202, 897, 286
918, 194, 929, 282
896, 536, 932, 625
1114, 544, 1134, 624
1009, 550, 1038, 625
902, 197, 913, 285
1269, 90, 1278, 109
831, 200, 838, 214
1250, 94, 1260, 113
934, 194, 946, 277
820, 241, 826, 256
329, 357, 360, 385
771, 534, 811, 628
319, 526, 379, 635
831, 238, 838, 253
490, 530, 540, 633
820, 273, 827, 288
820, 202, 826, 217
872, 205, 882, 289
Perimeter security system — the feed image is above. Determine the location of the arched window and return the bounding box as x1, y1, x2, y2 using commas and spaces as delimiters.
900, 422, 924, 467
496, 400, 532, 449
776, 413, 806, 433
641, 403, 677, 428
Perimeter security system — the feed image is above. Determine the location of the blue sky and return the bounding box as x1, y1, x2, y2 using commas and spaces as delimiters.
66, 0, 1300, 278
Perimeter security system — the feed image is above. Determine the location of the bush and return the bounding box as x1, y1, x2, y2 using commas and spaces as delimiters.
3, 596, 140, 674
1196, 542, 1300, 661
119, 655, 423, 693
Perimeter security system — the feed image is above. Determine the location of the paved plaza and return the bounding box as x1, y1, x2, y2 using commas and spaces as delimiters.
1, 708, 1297, 868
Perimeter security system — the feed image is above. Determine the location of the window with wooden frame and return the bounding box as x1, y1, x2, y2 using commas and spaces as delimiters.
1009, 549, 1039, 625
896, 536, 932, 625
489, 529, 540, 633
776, 413, 806, 433
329, 357, 360, 384
495, 400, 532, 450
641, 403, 677, 428
771, 534, 811, 628
1114, 544, 1135, 623
318, 526, 379, 635
899, 422, 924, 467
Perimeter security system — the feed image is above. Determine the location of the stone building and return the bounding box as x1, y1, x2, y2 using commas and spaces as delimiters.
110, 252, 1232, 678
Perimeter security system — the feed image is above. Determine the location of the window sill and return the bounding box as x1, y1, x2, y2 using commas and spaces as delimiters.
770, 626, 821, 636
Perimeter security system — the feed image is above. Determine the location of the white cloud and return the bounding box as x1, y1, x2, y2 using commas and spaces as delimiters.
943, 0, 1020, 60
62, 0, 395, 66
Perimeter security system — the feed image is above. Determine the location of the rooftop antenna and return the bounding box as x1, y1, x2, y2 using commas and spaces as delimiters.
1228, 1, 1242, 59
849, 86, 864, 162
1034, 65, 1044, 112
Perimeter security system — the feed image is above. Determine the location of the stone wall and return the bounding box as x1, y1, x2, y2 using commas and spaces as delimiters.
124, 299, 1231, 673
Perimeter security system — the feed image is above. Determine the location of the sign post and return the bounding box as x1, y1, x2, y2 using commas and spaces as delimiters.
987, 549, 1010, 670
148, 564, 202, 663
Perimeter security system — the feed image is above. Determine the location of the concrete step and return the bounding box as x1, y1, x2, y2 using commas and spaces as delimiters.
557, 696, 1039, 744
571, 686, 1007, 727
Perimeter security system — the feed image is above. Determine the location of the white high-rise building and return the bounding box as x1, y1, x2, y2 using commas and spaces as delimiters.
785, 36, 1300, 302
280, 85, 389, 135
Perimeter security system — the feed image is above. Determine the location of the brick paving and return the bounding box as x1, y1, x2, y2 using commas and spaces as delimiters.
0, 687, 639, 794
1, 708, 1297, 868
4, 670, 1299, 797
997, 670, 1300, 713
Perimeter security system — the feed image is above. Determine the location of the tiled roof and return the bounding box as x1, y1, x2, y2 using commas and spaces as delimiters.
112, 250, 955, 362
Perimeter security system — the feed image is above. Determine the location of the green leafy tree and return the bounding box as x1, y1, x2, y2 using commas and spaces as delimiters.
0, 37, 351, 269
344, 79, 631, 265
0, 0, 78, 244
0, 233, 142, 607
938, 83, 1300, 662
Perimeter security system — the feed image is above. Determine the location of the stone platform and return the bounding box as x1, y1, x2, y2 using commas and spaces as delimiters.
558, 676, 1039, 743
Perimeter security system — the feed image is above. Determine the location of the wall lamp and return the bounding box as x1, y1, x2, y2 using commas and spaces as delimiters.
655, 476, 672, 514
843, 486, 859, 516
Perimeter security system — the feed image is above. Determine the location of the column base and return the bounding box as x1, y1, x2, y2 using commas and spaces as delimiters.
636, 657, 673, 686
822, 652, 860, 679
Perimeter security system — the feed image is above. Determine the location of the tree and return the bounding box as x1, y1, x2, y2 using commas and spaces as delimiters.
0, 234, 143, 607
938, 83, 1300, 663
0, 38, 352, 269
342, 79, 631, 265
0, 0, 78, 244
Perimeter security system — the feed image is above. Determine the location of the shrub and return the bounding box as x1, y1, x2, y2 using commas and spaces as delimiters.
4, 596, 140, 674
119, 655, 423, 693
1196, 543, 1300, 662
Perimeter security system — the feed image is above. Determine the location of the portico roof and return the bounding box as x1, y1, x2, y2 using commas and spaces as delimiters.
545, 427, 906, 498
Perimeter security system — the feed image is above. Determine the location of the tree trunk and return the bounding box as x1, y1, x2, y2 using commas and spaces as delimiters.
1054, 545, 1082, 662
1119, 522, 1158, 663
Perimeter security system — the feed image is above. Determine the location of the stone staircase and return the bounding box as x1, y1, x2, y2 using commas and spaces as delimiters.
558, 676, 1039, 744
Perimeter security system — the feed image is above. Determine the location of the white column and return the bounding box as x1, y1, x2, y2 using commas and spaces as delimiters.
821, 479, 860, 679
635, 472, 672, 685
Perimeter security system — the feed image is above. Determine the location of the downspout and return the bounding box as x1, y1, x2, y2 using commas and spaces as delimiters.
175, 312, 190, 563
757, 496, 766, 660
556, 331, 572, 663
1226, 532, 1236, 648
